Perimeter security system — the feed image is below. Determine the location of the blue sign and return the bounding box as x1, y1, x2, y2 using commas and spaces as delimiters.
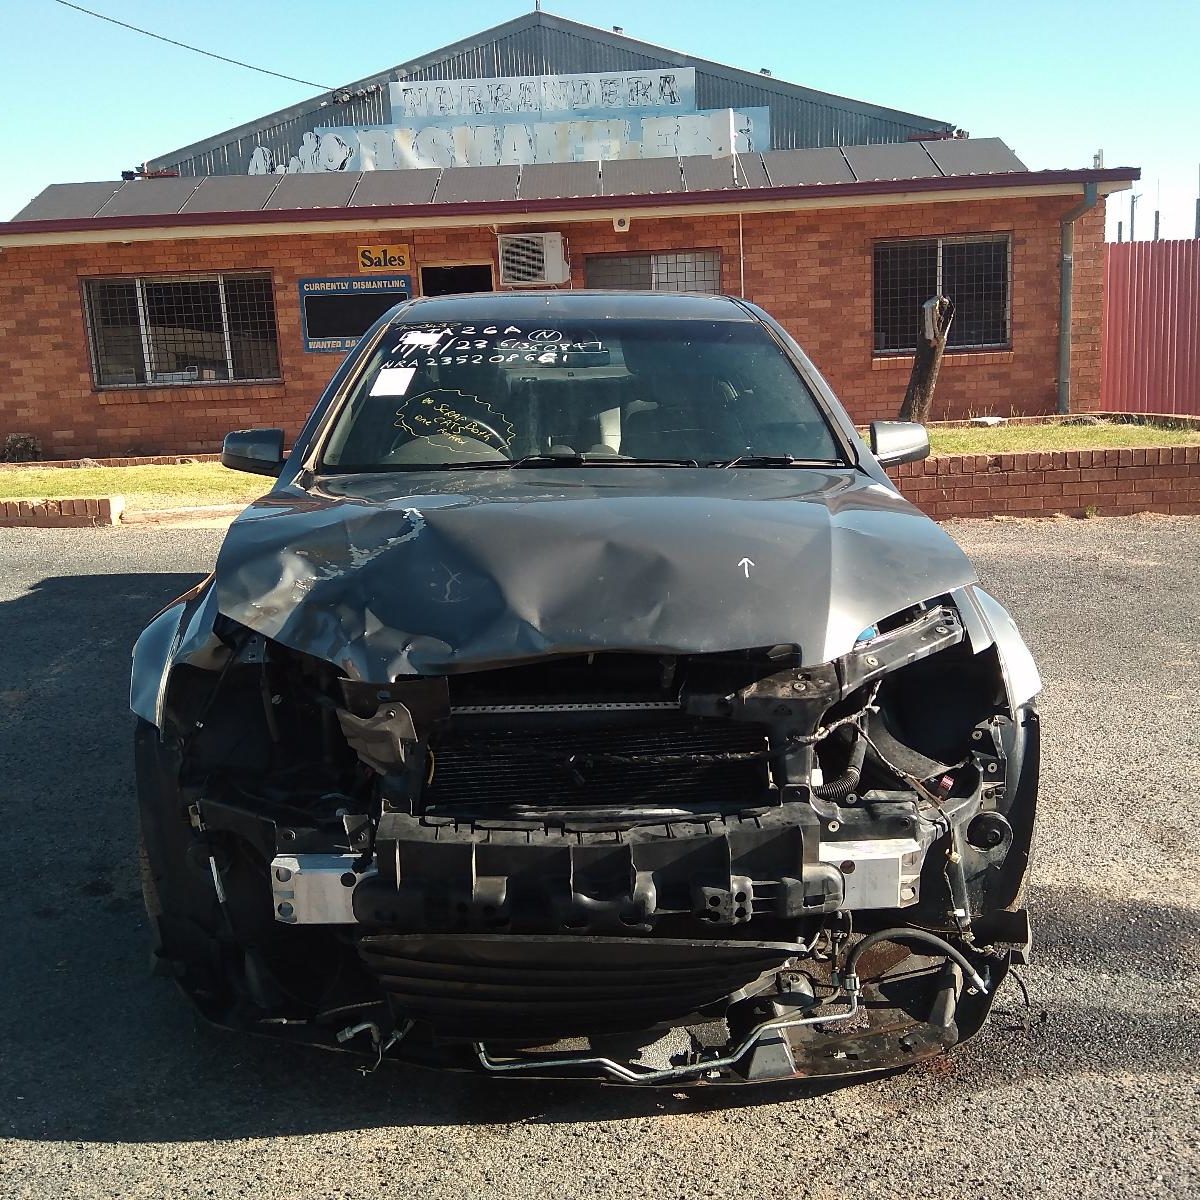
298, 275, 412, 353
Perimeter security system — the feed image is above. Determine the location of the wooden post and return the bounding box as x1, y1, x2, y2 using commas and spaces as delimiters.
898, 295, 955, 423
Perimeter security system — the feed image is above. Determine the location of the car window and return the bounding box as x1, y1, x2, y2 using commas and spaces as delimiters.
321, 317, 843, 469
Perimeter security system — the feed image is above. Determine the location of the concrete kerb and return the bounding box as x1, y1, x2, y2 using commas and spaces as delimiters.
121, 504, 244, 527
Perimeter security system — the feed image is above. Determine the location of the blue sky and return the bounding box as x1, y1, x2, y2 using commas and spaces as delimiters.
3, 0, 1196, 237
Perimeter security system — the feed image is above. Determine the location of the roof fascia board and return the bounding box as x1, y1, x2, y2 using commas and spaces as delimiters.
0, 173, 1137, 249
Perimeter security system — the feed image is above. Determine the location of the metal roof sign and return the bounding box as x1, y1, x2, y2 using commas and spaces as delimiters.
391, 70, 696, 120
247, 69, 769, 175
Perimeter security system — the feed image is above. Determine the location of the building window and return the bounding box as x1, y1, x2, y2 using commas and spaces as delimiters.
84, 273, 280, 387
873, 234, 1011, 354
585, 251, 722, 293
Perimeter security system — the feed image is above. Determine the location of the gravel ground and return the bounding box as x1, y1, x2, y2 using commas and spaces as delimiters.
1, 516, 1197, 1200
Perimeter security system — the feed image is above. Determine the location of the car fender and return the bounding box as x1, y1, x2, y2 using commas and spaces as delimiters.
960, 585, 1042, 706
130, 577, 224, 727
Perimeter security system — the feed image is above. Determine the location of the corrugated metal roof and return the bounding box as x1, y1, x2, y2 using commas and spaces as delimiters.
842, 142, 940, 182
433, 165, 520, 203
179, 175, 282, 213
922, 137, 1026, 176
96, 177, 202, 216
263, 173, 362, 209
518, 161, 602, 199
762, 148, 855, 186
11, 181, 125, 221
11, 138, 1032, 223
734, 153, 770, 189
349, 169, 441, 206
11, 138, 1038, 223
680, 155, 738, 191
601, 157, 683, 196
3, 162, 1140, 242
146, 11, 956, 178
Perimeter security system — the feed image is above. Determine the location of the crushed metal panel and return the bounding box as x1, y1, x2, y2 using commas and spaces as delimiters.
263, 173, 364, 210
679, 155, 738, 191
212, 465, 977, 678
349, 169, 442, 206
11, 181, 128, 222
842, 142, 939, 182
433, 165, 520, 204
179, 175, 281, 213
761, 148, 853, 186
518, 161, 602, 200
602, 157, 683, 196
95, 178, 203, 217
921, 137, 1026, 177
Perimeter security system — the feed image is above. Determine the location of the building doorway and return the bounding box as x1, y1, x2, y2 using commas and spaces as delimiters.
420, 264, 494, 296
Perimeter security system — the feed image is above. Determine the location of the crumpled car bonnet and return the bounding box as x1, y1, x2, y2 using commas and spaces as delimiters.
212, 467, 977, 680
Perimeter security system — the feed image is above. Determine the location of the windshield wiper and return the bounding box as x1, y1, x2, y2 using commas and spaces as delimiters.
333, 453, 823, 473
514, 453, 702, 468
711, 455, 837, 469
440, 453, 592, 470
437, 459, 522, 470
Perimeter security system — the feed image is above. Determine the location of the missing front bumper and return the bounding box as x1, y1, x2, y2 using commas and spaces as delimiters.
256, 944, 1010, 1086
270, 818, 928, 934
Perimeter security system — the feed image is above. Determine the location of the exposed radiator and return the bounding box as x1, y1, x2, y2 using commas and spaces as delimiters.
422, 712, 770, 816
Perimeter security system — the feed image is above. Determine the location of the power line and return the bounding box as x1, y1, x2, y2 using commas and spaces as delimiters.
52, 0, 334, 90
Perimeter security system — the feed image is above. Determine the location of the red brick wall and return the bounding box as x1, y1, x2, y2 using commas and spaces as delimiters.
0, 496, 123, 527
891, 445, 1200, 519
0, 196, 1104, 457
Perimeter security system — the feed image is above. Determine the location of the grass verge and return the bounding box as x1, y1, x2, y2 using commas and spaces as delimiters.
0, 419, 1195, 513
0, 462, 268, 513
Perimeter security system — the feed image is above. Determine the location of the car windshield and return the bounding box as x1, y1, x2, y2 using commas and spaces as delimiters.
321, 316, 843, 470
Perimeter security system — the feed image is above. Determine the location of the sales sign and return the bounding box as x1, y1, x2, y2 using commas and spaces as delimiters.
358, 244, 412, 272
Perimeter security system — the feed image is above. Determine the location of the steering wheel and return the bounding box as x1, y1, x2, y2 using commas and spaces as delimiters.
457, 417, 511, 455
743, 420, 831, 457
383, 425, 512, 464
383, 397, 514, 455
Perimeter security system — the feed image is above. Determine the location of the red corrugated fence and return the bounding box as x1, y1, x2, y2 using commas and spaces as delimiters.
1102, 240, 1200, 415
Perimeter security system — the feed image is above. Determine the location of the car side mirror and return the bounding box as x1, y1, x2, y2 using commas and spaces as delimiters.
221, 428, 285, 476
869, 421, 930, 468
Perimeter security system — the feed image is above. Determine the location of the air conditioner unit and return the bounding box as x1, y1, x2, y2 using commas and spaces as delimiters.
498, 232, 570, 286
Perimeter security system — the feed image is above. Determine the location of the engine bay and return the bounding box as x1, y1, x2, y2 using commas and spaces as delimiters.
137, 592, 1037, 1083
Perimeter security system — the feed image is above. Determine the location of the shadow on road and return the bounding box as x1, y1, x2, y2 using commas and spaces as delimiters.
0, 567, 1193, 1144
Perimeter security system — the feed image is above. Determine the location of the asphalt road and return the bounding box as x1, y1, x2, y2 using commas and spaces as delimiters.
1, 517, 1197, 1200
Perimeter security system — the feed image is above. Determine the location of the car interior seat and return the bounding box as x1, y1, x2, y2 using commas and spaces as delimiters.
620, 374, 746, 461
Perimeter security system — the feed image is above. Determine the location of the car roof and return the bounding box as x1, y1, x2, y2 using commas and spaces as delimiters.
397, 290, 753, 323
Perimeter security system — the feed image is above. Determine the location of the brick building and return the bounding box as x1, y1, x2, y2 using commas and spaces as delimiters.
0, 12, 1136, 458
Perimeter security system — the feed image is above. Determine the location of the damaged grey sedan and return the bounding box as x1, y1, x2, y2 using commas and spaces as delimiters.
131, 291, 1040, 1085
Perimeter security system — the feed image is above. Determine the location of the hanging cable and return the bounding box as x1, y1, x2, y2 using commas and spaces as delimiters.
52, 1, 334, 90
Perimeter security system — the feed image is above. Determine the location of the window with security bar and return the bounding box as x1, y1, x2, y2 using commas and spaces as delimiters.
585, 251, 722, 293
84, 273, 280, 387
873, 235, 1011, 354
